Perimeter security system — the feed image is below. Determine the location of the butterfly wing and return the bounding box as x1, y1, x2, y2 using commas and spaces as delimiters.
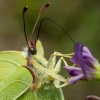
0, 51, 33, 100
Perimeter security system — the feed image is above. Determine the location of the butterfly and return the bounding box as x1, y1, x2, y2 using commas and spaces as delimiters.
0, 2, 69, 100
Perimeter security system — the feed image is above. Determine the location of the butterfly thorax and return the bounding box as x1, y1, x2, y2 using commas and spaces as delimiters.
22, 40, 53, 88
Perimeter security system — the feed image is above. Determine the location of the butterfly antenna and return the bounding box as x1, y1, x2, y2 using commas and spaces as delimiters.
30, 2, 50, 40
23, 6, 29, 46
37, 18, 75, 44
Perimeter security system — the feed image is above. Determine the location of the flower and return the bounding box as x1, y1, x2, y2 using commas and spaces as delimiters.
64, 42, 99, 84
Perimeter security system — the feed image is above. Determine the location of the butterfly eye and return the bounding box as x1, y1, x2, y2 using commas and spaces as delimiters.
28, 40, 36, 55
28, 47, 36, 55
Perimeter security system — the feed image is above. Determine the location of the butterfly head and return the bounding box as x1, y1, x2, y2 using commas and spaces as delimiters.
22, 3, 50, 57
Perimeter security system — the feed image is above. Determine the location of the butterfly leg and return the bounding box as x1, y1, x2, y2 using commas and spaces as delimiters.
47, 52, 70, 88
52, 57, 68, 88
47, 51, 72, 70
52, 51, 73, 58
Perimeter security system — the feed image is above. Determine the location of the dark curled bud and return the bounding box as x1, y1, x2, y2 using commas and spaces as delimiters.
86, 95, 100, 100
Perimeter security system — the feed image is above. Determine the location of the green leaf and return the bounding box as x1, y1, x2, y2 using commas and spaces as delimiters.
17, 82, 64, 100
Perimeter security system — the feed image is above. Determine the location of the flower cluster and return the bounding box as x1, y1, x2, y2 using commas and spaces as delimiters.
64, 42, 100, 84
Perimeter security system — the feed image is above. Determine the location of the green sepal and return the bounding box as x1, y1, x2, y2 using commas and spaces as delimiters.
94, 65, 100, 80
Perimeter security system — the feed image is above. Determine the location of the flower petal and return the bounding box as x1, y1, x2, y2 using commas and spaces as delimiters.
70, 54, 77, 64
64, 66, 82, 76
83, 52, 99, 66
83, 46, 92, 56
67, 74, 84, 84
64, 66, 81, 72
74, 42, 89, 78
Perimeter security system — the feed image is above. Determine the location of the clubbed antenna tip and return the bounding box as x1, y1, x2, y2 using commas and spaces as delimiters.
23, 6, 28, 13
46, 2, 50, 7
31, 2, 50, 40
40, 2, 50, 14
23, 6, 29, 46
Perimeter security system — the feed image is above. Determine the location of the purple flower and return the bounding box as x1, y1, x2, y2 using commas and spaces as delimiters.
64, 42, 99, 84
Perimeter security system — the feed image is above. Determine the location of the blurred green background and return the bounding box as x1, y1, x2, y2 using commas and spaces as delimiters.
0, 0, 100, 100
